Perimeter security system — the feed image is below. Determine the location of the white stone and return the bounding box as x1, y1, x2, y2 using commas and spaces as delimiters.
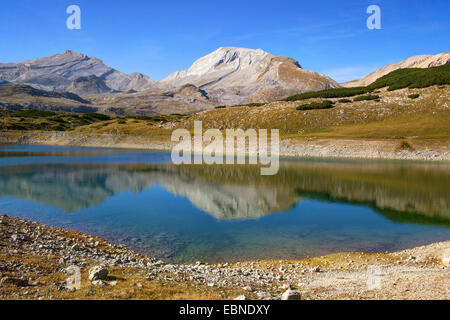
281, 290, 301, 301
91, 280, 106, 286
88, 266, 108, 281
442, 249, 450, 267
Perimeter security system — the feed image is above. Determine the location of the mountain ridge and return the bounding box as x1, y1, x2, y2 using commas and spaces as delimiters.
0, 50, 157, 93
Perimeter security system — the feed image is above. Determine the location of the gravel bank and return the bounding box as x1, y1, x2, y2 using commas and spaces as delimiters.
1, 215, 448, 300
1, 131, 449, 161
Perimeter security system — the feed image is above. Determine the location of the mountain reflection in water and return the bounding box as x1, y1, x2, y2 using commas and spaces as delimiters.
0, 161, 448, 225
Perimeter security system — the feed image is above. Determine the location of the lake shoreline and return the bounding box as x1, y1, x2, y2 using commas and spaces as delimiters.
1, 130, 450, 161
1, 215, 449, 300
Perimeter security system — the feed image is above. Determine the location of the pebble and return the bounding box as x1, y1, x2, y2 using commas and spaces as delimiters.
256, 291, 271, 299
91, 280, 106, 286
280, 283, 293, 290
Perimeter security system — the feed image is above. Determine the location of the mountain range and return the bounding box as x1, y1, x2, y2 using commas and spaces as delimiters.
0, 48, 448, 115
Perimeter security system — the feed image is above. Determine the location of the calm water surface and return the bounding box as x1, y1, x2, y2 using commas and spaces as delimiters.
0, 144, 449, 263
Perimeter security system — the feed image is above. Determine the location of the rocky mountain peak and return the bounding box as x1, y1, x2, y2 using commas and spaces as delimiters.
161, 47, 338, 105
61, 50, 87, 58
162, 47, 274, 84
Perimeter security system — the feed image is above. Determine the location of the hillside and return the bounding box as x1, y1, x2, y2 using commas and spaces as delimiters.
1, 65, 449, 141
179, 85, 449, 140
343, 51, 450, 87
0, 84, 97, 114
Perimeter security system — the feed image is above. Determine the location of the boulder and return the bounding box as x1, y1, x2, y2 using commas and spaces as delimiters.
0, 277, 29, 287
442, 249, 450, 267
88, 266, 108, 281
11, 234, 32, 242
281, 290, 301, 300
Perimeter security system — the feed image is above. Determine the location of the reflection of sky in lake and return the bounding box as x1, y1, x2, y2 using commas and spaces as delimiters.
0, 145, 449, 263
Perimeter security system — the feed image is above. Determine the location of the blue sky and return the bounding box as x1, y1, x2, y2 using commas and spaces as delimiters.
0, 0, 448, 82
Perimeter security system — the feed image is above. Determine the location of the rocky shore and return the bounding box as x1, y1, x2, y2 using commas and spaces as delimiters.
1, 131, 449, 161
1, 215, 449, 300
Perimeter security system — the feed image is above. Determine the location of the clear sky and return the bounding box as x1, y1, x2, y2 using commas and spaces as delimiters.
0, 0, 448, 82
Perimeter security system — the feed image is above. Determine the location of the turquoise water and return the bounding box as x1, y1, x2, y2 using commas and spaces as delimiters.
0, 144, 449, 263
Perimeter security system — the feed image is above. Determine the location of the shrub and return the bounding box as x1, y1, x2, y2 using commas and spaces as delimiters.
149, 116, 166, 122
215, 106, 226, 109
284, 87, 372, 102
240, 103, 265, 107
34, 122, 53, 130
338, 99, 352, 103
127, 115, 166, 122
7, 123, 27, 130
296, 100, 335, 111
369, 64, 450, 91
408, 94, 420, 99
396, 141, 415, 152
9, 109, 57, 118
353, 94, 380, 102
81, 112, 111, 122
52, 116, 68, 124
52, 125, 67, 131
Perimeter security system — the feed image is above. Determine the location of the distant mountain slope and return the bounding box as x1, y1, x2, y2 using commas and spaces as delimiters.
0, 84, 98, 113
68, 75, 112, 95
0, 84, 89, 104
161, 47, 339, 105
0, 50, 156, 94
343, 52, 450, 87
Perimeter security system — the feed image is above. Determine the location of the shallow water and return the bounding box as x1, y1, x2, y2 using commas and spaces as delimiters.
0, 144, 449, 263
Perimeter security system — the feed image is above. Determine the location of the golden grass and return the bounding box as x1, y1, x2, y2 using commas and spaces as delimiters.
293, 112, 450, 140
0, 250, 249, 300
